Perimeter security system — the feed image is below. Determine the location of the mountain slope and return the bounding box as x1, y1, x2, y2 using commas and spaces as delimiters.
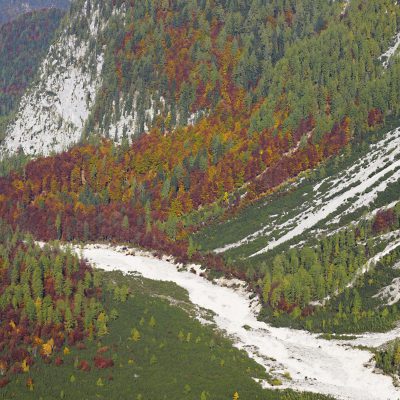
7, 0, 400, 158
2, 1, 400, 399
198, 125, 400, 259
194, 119, 400, 333
2, 0, 341, 156
0, 8, 64, 142
2, 0, 108, 155
0, 1, 399, 336
0, 0, 70, 24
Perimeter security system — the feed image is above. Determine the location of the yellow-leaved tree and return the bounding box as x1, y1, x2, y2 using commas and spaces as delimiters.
394, 343, 400, 365
41, 338, 54, 357
130, 328, 141, 342
21, 359, 30, 373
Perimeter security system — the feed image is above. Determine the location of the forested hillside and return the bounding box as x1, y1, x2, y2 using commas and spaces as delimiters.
0, 0, 400, 321
0, 8, 64, 142
0, 0, 69, 24
4, 0, 400, 156
195, 121, 400, 334
0, 221, 106, 386
85, 0, 400, 142
1, 1, 400, 397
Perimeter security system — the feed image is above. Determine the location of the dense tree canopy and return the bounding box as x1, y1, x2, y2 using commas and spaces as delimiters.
0, 221, 110, 386
1, 0, 400, 336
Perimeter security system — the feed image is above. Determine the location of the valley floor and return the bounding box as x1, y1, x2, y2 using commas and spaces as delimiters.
80, 244, 400, 400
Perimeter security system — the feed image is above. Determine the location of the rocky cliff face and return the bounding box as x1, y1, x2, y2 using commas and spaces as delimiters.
2, 0, 106, 156
1, 0, 198, 157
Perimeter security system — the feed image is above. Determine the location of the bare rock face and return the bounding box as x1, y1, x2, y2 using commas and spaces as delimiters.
2, 0, 105, 157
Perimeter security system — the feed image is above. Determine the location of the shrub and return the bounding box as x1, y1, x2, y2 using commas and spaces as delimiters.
94, 356, 114, 369
78, 360, 91, 372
